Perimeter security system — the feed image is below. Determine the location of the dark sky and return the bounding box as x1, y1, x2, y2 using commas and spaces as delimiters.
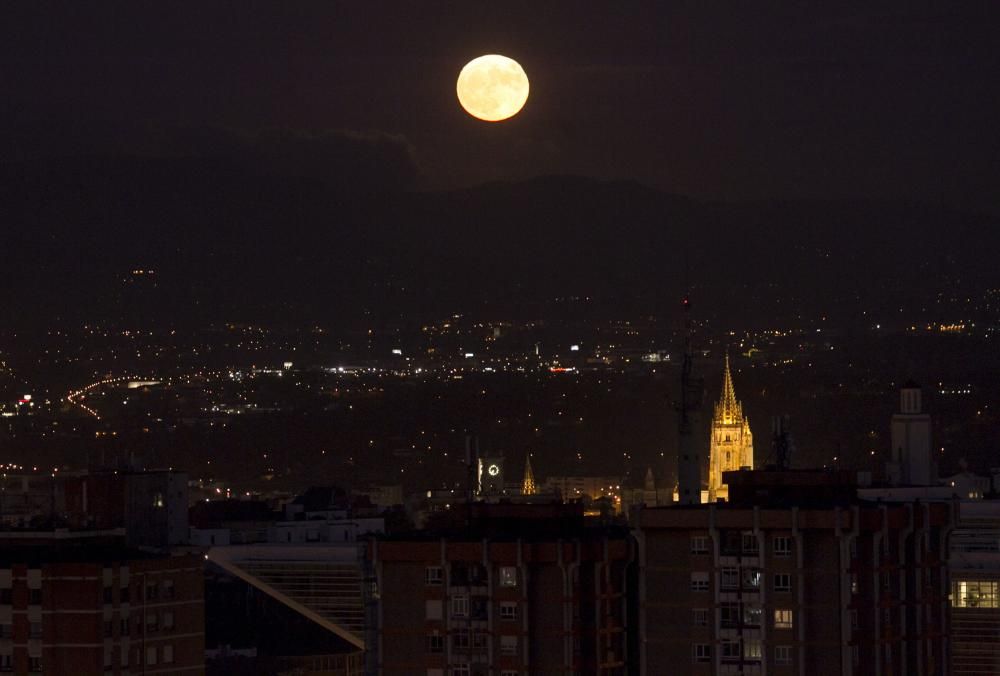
3, 3, 999, 208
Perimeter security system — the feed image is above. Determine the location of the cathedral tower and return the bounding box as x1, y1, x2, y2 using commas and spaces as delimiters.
708, 354, 754, 502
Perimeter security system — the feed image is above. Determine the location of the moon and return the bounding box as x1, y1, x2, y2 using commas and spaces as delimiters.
456, 54, 529, 122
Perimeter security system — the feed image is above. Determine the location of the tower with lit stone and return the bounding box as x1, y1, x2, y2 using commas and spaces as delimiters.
708, 354, 754, 502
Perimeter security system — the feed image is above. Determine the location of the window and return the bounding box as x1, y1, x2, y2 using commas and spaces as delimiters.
693, 644, 711, 663
720, 603, 739, 628
500, 602, 518, 621
120, 618, 130, 636
773, 536, 792, 557
29, 622, 42, 638
163, 610, 175, 630
742, 532, 759, 554
852, 645, 859, 666
742, 568, 761, 589
850, 609, 859, 630
162, 579, 175, 599
28, 657, 41, 673
850, 539, 858, 559
775, 645, 792, 665
693, 608, 708, 626
427, 633, 444, 653
163, 644, 174, 664
690, 572, 709, 592
104, 645, 114, 671
499, 566, 518, 587
153, 492, 165, 508
774, 573, 792, 593
721, 640, 740, 660
146, 646, 157, 666
851, 574, 859, 595
743, 604, 762, 627
104, 619, 114, 637
0, 589, 10, 604
103, 586, 113, 604
121, 645, 129, 667
721, 567, 739, 589
146, 583, 158, 601
451, 594, 469, 618
426, 599, 443, 620
426, 566, 444, 586
120, 586, 130, 603
0, 625, 9, 639
0, 654, 12, 671
28, 589, 41, 605
472, 629, 489, 648
774, 609, 794, 629
691, 535, 709, 554
451, 666, 470, 676
146, 613, 158, 632
744, 639, 762, 660
452, 628, 470, 650
500, 635, 518, 655
881, 572, 891, 592
953, 580, 999, 608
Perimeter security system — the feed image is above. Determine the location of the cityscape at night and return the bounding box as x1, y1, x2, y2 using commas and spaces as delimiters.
2, 3, 1000, 675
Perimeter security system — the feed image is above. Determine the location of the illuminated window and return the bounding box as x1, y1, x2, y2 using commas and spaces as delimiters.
952, 580, 999, 608
744, 639, 762, 660
742, 568, 762, 589
743, 604, 762, 627
774, 609, 794, 629
499, 566, 518, 587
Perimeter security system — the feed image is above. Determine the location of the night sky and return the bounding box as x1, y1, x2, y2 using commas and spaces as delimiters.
3, 3, 1000, 210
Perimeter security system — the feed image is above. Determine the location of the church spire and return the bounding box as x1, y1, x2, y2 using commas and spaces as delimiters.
522, 453, 537, 496
715, 353, 743, 424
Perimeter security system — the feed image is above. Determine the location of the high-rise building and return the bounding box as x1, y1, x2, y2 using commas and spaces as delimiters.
636, 469, 952, 676
707, 355, 754, 502
367, 503, 633, 676
887, 382, 935, 486
0, 530, 204, 675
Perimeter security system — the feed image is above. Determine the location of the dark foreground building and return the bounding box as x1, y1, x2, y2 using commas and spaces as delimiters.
636, 470, 953, 676
367, 503, 634, 676
0, 530, 204, 675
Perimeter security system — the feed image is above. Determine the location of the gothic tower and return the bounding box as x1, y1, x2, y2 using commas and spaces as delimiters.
521, 453, 537, 496
708, 354, 754, 502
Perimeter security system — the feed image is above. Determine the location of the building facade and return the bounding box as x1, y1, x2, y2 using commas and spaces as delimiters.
368, 504, 633, 676
0, 532, 204, 675
637, 471, 952, 676
708, 356, 753, 503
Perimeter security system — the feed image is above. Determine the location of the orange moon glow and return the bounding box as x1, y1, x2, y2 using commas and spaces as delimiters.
456, 54, 529, 122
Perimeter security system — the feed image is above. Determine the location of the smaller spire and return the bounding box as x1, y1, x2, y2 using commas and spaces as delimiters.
522, 453, 537, 496
715, 353, 743, 424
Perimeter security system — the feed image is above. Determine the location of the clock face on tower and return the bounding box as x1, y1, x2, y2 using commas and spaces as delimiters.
487, 464, 500, 477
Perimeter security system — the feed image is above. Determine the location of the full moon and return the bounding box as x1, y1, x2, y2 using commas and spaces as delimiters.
456, 54, 529, 122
